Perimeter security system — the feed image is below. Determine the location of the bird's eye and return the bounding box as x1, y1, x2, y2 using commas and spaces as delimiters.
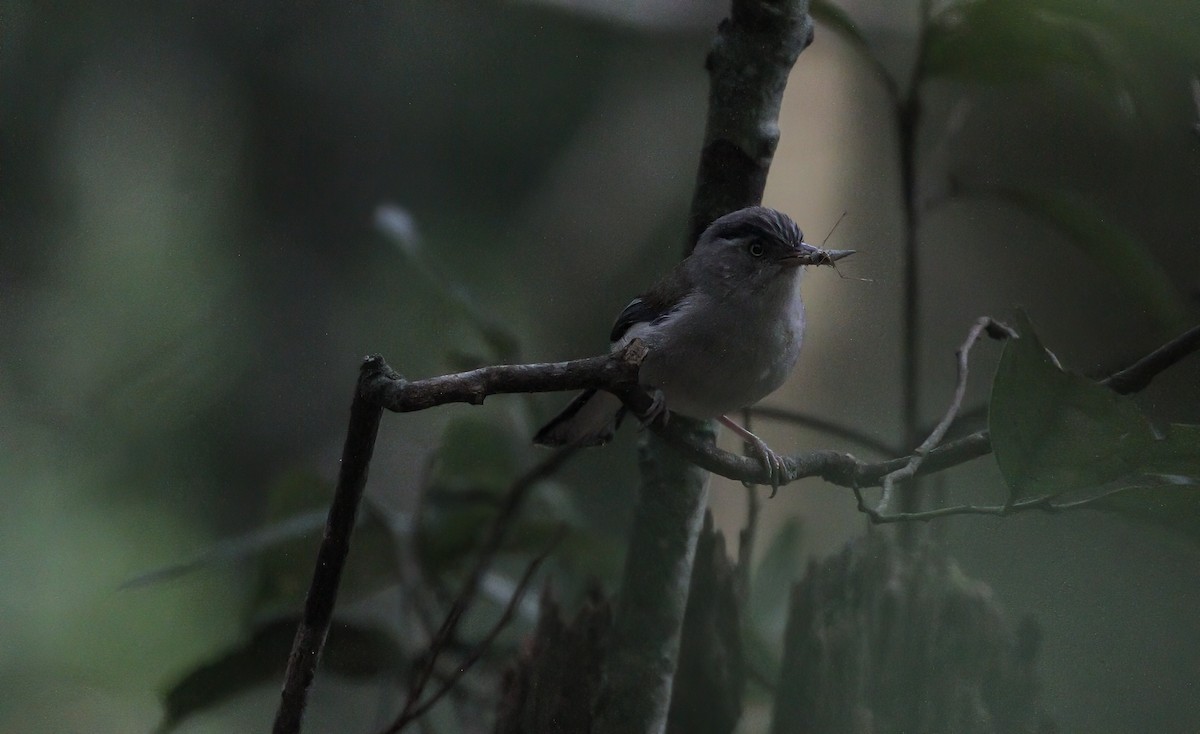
747, 241, 765, 258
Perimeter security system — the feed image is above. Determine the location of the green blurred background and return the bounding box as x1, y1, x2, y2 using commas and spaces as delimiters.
3, 0, 1199, 732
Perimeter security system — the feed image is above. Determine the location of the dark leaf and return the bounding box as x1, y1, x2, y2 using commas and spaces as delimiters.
989, 313, 1200, 536
250, 472, 406, 620
418, 417, 524, 574
120, 509, 327, 590
157, 618, 404, 732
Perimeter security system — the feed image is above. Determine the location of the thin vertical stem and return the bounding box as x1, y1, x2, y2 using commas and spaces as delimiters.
273, 358, 387, 734
896, 1, 933, 527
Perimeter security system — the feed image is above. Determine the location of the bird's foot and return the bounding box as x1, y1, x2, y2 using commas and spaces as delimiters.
718, 415, 788, 496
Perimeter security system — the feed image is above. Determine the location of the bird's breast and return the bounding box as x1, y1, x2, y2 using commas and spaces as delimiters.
634, 286, 806, 418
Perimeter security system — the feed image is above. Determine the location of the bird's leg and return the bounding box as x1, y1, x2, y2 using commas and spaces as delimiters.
641, 388, 669, 427
718, 415, 788, 496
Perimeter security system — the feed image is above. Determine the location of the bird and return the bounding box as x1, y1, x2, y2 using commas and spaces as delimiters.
534, 206, 854, 491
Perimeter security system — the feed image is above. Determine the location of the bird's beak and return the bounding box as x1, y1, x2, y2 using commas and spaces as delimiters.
779, 242, 856, 267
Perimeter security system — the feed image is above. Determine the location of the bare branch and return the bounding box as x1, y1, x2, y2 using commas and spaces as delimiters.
388, 447, 579, 731
872, 317, 1016, 516
851, 484, 1156, 524
383, 530, 565, 733
374, 349, 641, 412
1102, 323, 1200, 395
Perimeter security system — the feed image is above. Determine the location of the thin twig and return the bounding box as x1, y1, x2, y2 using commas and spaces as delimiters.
383, 530, 565, 733
873, 317, 1015, 516
1102, 323, 1200, 395
893, 0, 935, 531
390, 446, 579, 729
851, 483, 1154, 524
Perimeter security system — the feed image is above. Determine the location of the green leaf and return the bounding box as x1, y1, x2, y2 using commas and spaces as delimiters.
989, 313, 1200, 525
375, 203, 521, 362
120, 509, 328, 590
922, 0, 1129, 95
417, 417, 524, 574
993, 187, 1190, 335
123, 470, 410, 621
157, 618, 404, 732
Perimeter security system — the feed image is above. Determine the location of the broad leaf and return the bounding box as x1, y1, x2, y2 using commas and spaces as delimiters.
417, 417, 524, 574
989, 313, 1200, 541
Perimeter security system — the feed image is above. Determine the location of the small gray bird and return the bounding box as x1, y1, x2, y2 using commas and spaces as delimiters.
534, 206, 853, 488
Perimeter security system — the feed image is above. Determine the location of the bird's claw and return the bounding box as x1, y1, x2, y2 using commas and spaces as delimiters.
741, 434, 788, 497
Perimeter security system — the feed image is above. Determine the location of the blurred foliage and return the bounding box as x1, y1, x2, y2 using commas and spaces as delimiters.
158, 618, 405, 734
743, 518, 805, 688
249, 472, 405, 620
923, 0, 1133, 89
976, 187, 1191, 335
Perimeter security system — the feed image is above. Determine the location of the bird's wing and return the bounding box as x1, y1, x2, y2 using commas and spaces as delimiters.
609, 262, 693, 342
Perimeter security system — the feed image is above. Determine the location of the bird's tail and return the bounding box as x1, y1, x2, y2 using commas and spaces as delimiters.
533, 389, 625, 447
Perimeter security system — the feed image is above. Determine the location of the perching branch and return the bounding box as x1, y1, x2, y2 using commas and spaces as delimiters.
271, 317, 1199, 732
339, 322, 1200, 495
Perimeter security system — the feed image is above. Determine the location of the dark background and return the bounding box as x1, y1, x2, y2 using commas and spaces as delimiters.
2, 1, 1199, 731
